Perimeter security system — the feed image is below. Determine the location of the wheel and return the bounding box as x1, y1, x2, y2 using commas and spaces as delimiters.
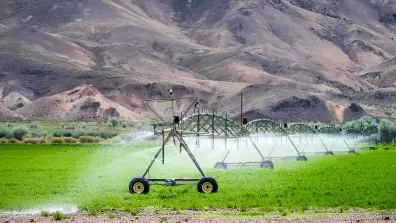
260, 160, 274, 169
348, 150, 356, 154
197, 177, 218, 193
325, 151, 334, 156
129, 177, 150, 194
213, 161, 227, 169
296, 156, 308, 161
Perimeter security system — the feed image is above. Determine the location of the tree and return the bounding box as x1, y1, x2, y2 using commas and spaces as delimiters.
109, 118, 120, 127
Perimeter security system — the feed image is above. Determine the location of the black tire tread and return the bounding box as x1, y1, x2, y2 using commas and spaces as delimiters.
197, 177, 218, 193
129, 177, 150, 194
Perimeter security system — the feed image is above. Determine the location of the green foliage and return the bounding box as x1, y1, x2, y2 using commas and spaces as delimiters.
0, 138, 8, 143
81, 122, 87, 129
1, 144, 396, 213
29, 123, 38, 129
0, 126, 11, 138
379, 119, 396, 142
342, 116, 378, 131
12, 125, 30, 140
122, 123, 127, 128
78, 136, 102, 143
109, 118, 120, 127
40, 210, 50, 217
8, 138, 16, 143
51, 211, 71, 220
107, 122, 113, 128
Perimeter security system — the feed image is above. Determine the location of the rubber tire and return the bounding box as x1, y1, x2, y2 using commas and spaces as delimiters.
197, 177, 218, 193
260, 160, 274, 169
348, 150, 356, 154
325, 151, 334, 156
129, 177, 150, 194
213, 161, 227, 169
296, 156, 308, 162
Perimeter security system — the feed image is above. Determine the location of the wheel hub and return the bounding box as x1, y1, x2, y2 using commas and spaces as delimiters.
133, 182, 145, 193
202, 182, 213, 193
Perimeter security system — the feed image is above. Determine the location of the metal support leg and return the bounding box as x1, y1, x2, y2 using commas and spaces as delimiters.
174, 131, 206, 177
285, 134, 302, 156
143, 133, 173, 178
162, 130, 165, 164
222, 138, 238, 162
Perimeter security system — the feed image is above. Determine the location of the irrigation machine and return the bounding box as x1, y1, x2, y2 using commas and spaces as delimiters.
129, 95, 219, 194
179, 113, 275, 169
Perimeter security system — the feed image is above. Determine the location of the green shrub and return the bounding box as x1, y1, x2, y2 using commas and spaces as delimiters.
379, 119, 396, 142
23, 138, 40, 144
29, 123, 38, 129
51, 211, 70, 220
0, 126, 11, 138
60, 123, 65, 128
107, 122, 113, 128
6, 122, 12, 127
65, 126, 76, 130
109, 117, 120, 127
38, 138, 47, 144
122, 123, 127, 128
40, 210, 50, 217
79, 136, 102, 143
0, 138, 8, 143
8, 138, 17, 144
50, 137, 64, 144
63, 137, 78, 144
81, 122, 87, 128
32, 131, 48, 138
12, 126, 30, 140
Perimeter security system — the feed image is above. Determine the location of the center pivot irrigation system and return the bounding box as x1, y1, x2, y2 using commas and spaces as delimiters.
129, 96, 220, 194
129, 94, 379, 194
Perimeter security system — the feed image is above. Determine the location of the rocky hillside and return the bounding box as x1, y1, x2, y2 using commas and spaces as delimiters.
1, 0, 396, 122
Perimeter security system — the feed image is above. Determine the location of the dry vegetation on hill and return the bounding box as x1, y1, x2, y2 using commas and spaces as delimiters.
1, 0, 396, 122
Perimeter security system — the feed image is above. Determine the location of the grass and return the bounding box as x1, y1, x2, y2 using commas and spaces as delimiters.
0, 121, 140, 140
0, 141, 395, 215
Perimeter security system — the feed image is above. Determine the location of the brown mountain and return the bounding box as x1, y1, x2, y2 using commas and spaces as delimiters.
1, 0, 396, 122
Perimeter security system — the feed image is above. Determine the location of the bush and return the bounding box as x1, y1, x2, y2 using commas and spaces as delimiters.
379, 119, 396, 142
109, 117, 120, 127
0, 138, 8, 143
9, 138, 17, 144
23, 138, 40, 144
107, 122, 113, 128
79, 136, 102, 143
81, 122, 87, 128
53, 131, 72, 137
12, 126, 30, 140
65, 126, 76, 130
50, 137, 64, 144
40, 210, 50, 217
32, 131, 48, 138
6, 122, 12, 127
52, 211, 70, 220
38, 138, 47, 144
29, 123, 38, 129
0, 126, 11, 138
122, 123, 127, 128
60, 123, 65, 128
64, 137, 78, 144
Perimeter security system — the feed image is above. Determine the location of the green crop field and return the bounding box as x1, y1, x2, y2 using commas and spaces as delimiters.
0, 141, 395, 216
